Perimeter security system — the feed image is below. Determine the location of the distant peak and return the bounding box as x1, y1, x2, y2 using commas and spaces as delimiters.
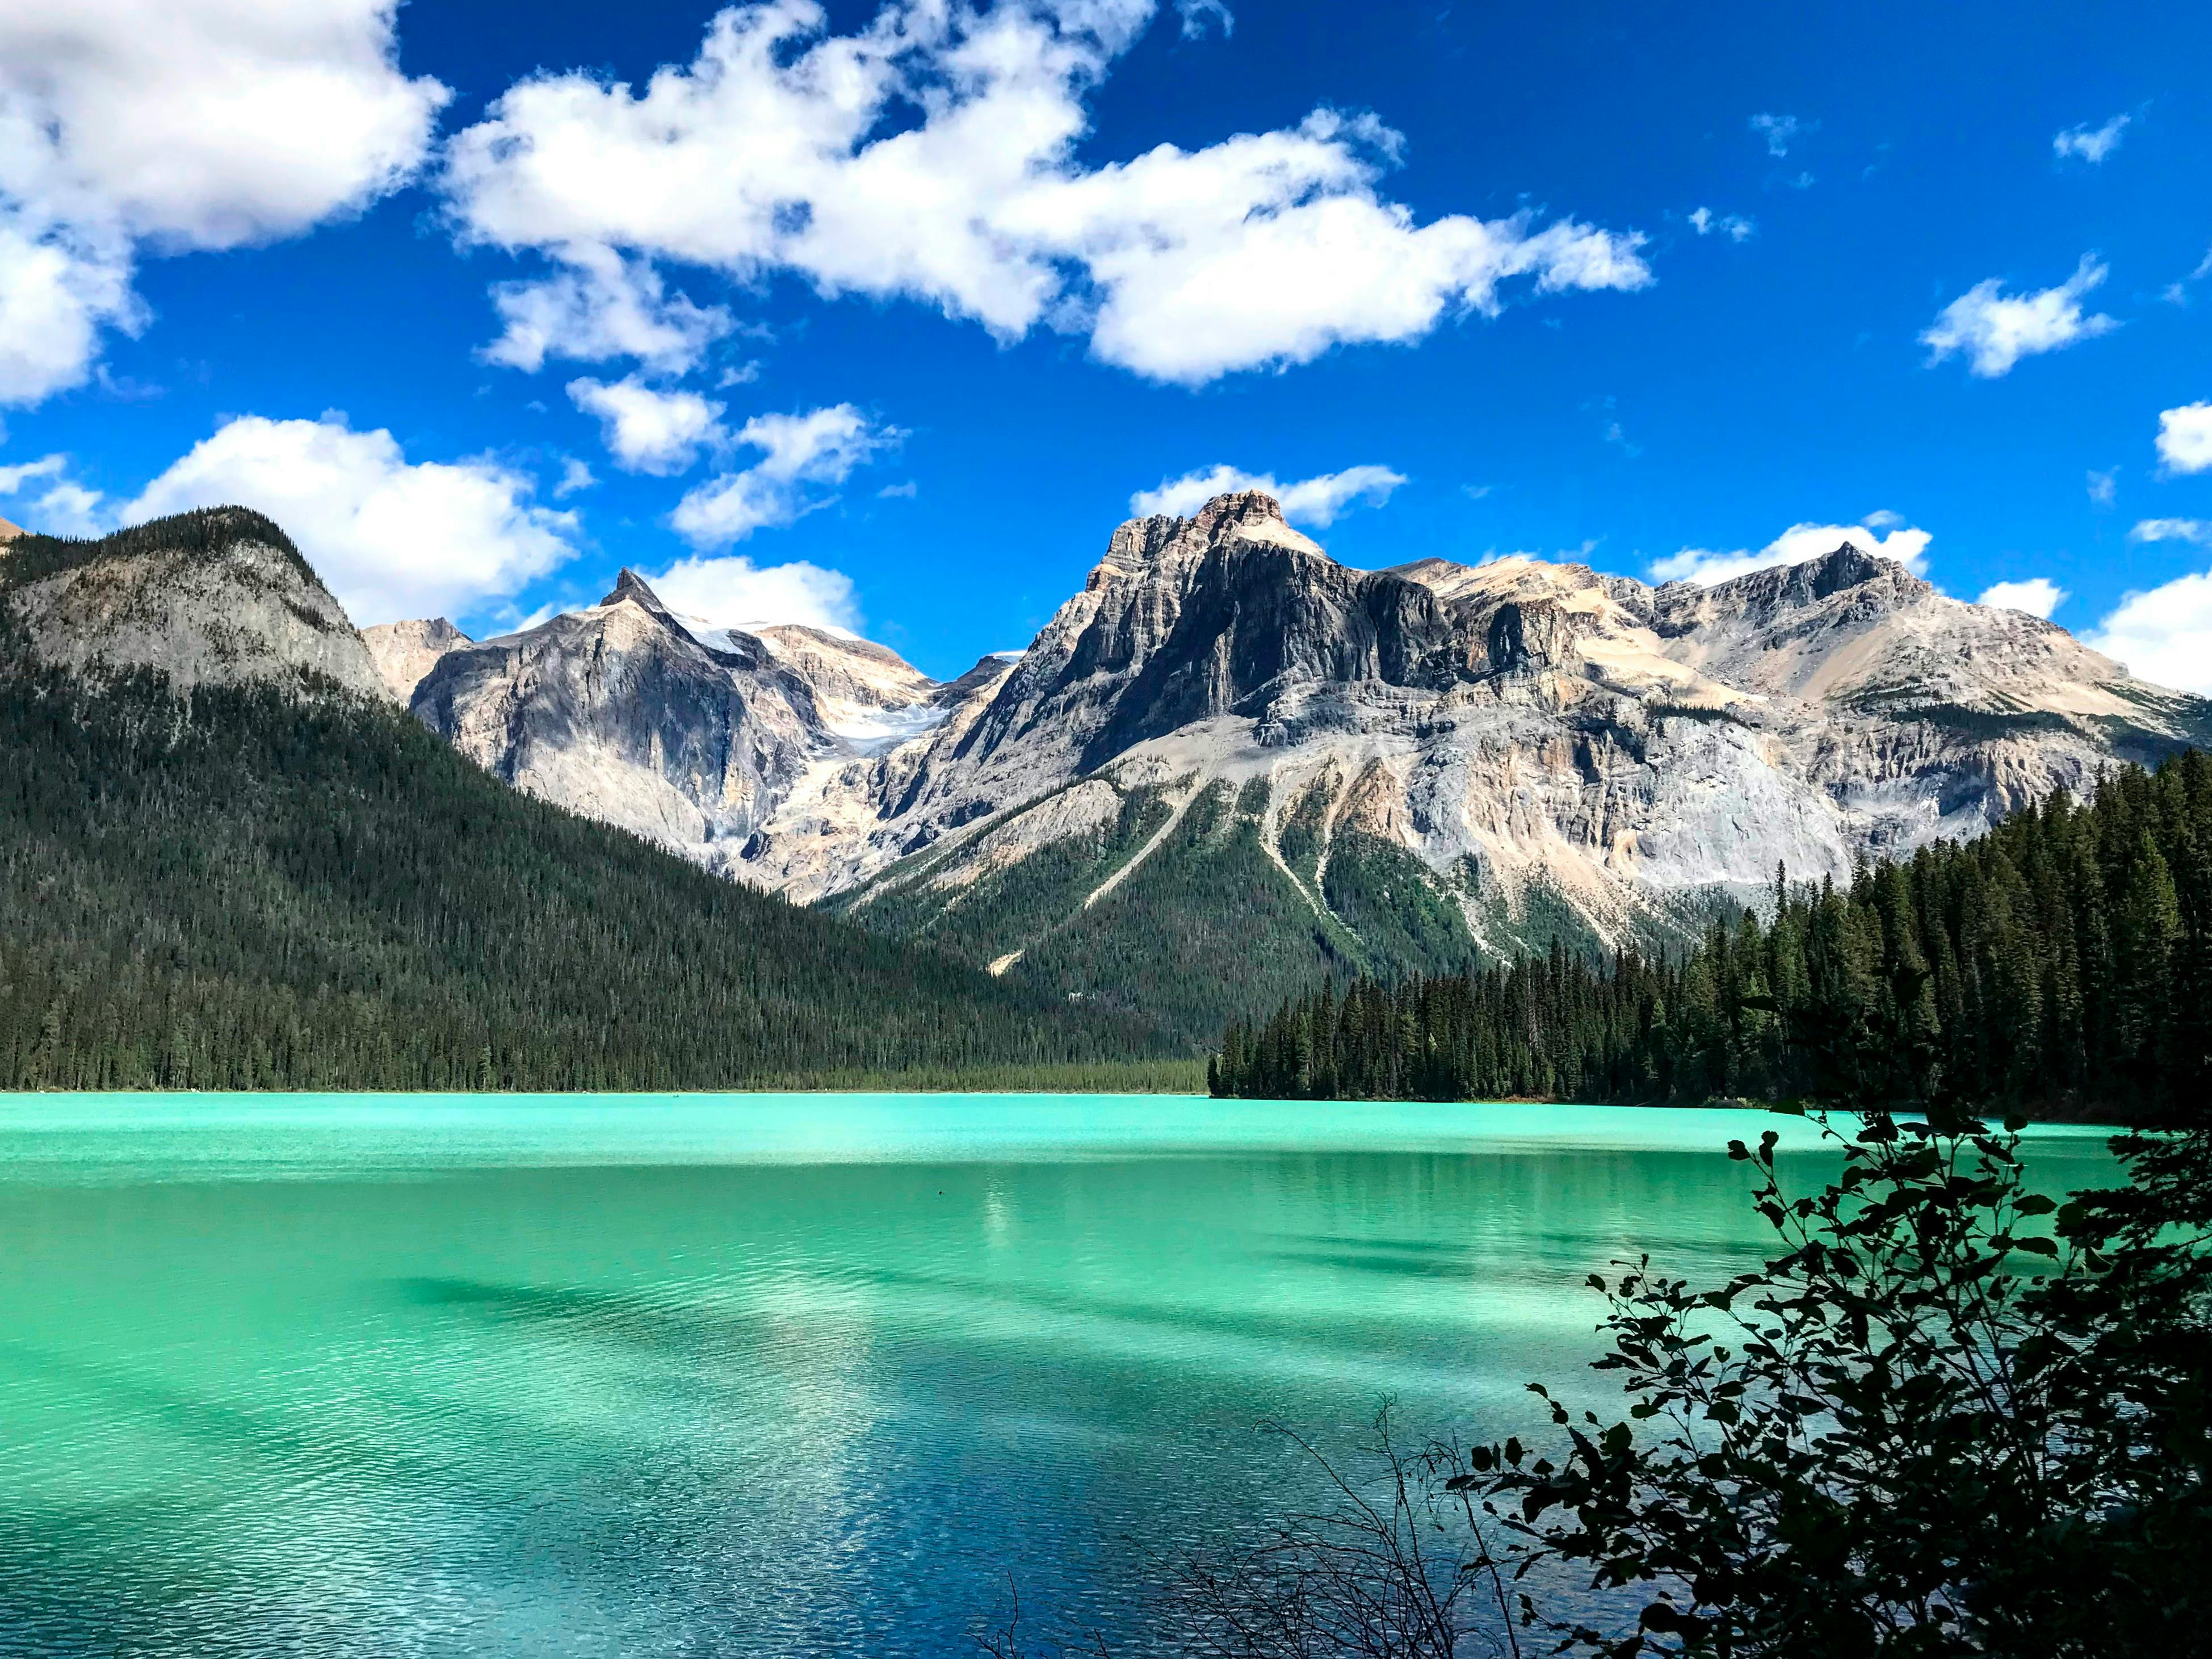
0, 515, 23, 543
1806, 543, 1883, 592
603, 568, 673, 615
1698, 543, 1923, 606
1190, 490, 1286, 534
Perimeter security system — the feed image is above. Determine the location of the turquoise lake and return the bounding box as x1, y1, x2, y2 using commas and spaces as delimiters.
0, 1095, 2119, 1656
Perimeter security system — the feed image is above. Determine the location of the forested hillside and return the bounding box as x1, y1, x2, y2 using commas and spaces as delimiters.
0, 650, 1185, 1090
1213, 751, 2212, 1123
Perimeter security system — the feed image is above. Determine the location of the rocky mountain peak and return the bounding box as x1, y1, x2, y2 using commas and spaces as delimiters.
604, 567, 677, 617
0, 506, 384, 699
1677, 543, 1928, 620
0, 515, 23, 543
1191, 489, 1286, 538
1089, 491, 1323, 591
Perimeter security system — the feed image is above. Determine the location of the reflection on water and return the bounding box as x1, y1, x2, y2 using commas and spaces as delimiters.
0, 1095, 2117, 1657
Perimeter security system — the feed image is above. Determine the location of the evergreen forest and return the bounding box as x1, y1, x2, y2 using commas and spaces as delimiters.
0, 659, 1188, 1092
1212, 751, 2212, 1124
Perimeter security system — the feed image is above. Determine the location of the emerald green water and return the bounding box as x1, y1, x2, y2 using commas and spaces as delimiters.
0, 1096, 2117, 1657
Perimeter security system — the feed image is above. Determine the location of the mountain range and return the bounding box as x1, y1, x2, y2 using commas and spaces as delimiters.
350, 491, 2206, 1042
0, 507, 1182, 1090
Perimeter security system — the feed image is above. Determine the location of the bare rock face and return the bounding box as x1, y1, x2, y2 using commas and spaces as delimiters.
737, 492, 2207, 962
364, 490, 2209, 996
407, 572, 839, 858
363, 617, 471, 702
753, 625, 942, 752
0, 506, 387, 700
0, 516, 23, 543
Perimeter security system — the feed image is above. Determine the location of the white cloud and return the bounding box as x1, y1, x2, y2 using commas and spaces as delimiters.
1688, 207, 1753, 242
26, 478, 104, 537
640, 554, 859, 632
2156, 403, 2212, 474
441, 1, 1651, 386
481, 245, 734, 375
2053, 114, 2129, 164
553, 456, 597, 497
1130, 462, 1405, 527
670, 404, 897, 546
1976, 577, 2067, 619
2130, 518, 2212, 545
566, 375, 725, 474
1920, 255, 2118, 378
1174, 0, 1232, 38
2087, 468, 2117, 505
0, 452, 68, 495
125, 414, 580, 625
0, 219, 140, 404
0, 450, 106, 535
1749, 113, 1807, 157
0, 0, 448, 405
1651, 520, 1932, 586
2087, 572, 2212, 694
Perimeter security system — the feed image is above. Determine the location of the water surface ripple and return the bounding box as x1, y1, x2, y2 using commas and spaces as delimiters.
0, 1095, 2115, 1657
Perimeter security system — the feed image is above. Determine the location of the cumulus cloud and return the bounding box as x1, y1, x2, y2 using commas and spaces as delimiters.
1921, 256, 2118, 378
1129, 462, 1405, 527
2130, 518, 2212, 545
1650, 519, 1933, 586
0, 453, 68, 495
1976, 577, 2067, 619
1688, 207, 1753, 242
639, 552, 860, 633
125, 414, 580, 625
0, 450, 107, 535
566, 375, 725, 474
1749, 114, 1808, 157
0, 0, 448, 405
2156, 402, 2212, 474
441, 0, 1651, 386
2087, 572, 2212, 694
481, 245, 734, 375
2053, 114, 2129, 164
0, 219, 140, 405
2093, 522, 2212, 692
670, 404, 897, 546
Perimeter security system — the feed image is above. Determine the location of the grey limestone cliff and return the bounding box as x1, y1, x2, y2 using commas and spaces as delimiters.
0, 506, 386, 701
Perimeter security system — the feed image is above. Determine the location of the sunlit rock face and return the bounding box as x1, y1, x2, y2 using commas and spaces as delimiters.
377, 492, 2208, 975
363, 616, 471, 703
0, 506, 387, 701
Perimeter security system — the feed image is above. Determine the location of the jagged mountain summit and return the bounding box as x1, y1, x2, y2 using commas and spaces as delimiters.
388, 569, 1011, 872
366, 490, 2206, 1041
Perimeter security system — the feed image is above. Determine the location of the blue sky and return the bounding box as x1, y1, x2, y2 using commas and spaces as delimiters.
2, 0, 2210, 688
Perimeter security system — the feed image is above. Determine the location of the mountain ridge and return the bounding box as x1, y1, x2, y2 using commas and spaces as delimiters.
15, 494, 2205, 1048
0, 509, 1187, 1088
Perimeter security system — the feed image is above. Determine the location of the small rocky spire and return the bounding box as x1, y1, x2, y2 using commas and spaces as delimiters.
602, 568, 675, 618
